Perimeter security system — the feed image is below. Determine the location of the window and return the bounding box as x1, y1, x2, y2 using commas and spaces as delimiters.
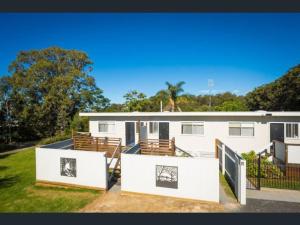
229, 122, 254, 137
135, 121, 146, 133
181, 122, 204, 135
286, 123, 299, 138
149, 122, 158, 134
98, 121, 115, 133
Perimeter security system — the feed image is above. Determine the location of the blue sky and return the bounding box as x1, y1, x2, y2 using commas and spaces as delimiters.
0, 13, 300, 103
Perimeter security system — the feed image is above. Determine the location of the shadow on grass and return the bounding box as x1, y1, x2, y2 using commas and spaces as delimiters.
0, 175, 20, 189
0, 166, 8, 171
0, 154, 15, 159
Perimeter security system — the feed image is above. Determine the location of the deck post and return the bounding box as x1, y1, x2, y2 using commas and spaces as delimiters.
222, 143, 225, 175
137, 120, 141, 143
257, 153, 261, 190
96, 137, 99, 151
215, 139, 219, 159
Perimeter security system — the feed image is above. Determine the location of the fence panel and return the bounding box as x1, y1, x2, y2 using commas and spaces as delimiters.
215, 139, 246, 205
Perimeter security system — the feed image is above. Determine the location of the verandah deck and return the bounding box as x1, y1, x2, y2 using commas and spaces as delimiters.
72, 132, 122, 158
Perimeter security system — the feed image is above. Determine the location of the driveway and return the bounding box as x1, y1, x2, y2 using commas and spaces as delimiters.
238, 188, 300, 212
239, 198, 300, 212
80, 184, 224, 213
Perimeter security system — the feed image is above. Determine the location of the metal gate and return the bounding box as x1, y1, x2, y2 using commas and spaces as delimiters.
246, 153, 300, 190
246, 158, 261, 190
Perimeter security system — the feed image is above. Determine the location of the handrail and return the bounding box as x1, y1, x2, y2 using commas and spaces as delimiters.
107, 141, 121, 168
175, 146, 193, 157
123, 144, 140, 154
257, 142, 274, 156
108, 141, 122, 183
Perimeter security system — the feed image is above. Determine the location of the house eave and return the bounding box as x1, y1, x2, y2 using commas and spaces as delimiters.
79, 111, 300, 117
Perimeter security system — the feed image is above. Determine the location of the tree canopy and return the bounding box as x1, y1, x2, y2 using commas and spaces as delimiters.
0, 47, 110, 141
165, 81, 185, 112
246, 64, 300, 111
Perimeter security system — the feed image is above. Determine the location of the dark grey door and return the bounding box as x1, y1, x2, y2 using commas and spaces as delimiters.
125, 122, 135, 146
270, 123, 284, 142
159, 122, 169, 140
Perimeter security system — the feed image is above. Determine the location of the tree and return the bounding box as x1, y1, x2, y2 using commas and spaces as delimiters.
0, 76, 13, 143
165, 81, 185, 112
214, 99, 248, 111
104, 103, 125, 112
147, 90, 169, 112
123, 90, 150, 112
246, 64, 300, 111
70, 113, 89, 132
4, 47, 110, 140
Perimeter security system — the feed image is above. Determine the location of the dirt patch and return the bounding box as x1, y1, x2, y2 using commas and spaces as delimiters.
80, 186, 223, 212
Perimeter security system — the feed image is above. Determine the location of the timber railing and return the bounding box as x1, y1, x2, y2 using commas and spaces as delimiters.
139, 138, 175, 156
72, 133, 122, 158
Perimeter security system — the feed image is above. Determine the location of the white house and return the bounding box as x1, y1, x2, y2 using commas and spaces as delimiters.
79, 111, 300, 157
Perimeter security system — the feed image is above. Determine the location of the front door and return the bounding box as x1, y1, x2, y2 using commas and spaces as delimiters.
159, 122, 169, 140
270, 123, 284, 142
125, 122, 135, 146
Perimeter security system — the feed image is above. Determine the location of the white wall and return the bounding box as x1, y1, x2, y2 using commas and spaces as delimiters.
287, 145, 300, 164
36, 148, 108, 190
171, 120, 270, 155
87, 116, 300, 155
89, 119, 126, 145
121, 153, 219, 203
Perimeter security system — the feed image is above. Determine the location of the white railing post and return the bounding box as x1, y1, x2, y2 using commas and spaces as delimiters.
222, 143, 225, 175
239, 159, 247, 205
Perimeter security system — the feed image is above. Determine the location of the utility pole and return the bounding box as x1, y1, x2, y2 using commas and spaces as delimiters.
208, 79, 214, 111
160, 100, 163, 112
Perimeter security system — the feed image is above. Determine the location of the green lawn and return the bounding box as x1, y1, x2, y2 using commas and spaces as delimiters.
219, 173, 236, 200
0, 148, 101, 212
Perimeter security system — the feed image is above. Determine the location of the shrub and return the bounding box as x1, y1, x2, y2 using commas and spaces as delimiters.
242, 150, 283, 178
38, 132, 71, 145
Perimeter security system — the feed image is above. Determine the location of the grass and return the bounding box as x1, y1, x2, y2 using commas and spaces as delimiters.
0, 148, 101, 212
38, 133, 71, 145
219, 173, 236, 200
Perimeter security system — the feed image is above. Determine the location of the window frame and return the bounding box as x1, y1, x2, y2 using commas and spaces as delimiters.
180, 121, 204, 136
98, 121, 115, 134
149, 121, 159, 134
228, 121, 255, 137
285, 122, 299, 139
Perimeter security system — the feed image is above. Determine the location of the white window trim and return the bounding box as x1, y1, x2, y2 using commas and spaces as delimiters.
98, 121, 116, 134
149, 121, 159, 134
180, 121, 205, 136
285, 122, 300, 139
146, 121, 170, 136
228, 121, 255, 138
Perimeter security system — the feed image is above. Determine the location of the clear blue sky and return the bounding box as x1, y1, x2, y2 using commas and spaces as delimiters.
1, 13, 300, 103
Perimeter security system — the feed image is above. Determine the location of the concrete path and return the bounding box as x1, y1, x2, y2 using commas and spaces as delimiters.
80, 183, 224, 212
219, 184, 240, 212
236, 188, 300, 212
0, 146, 34, 156
239, 198, 300, 212
247, 188, 300, 203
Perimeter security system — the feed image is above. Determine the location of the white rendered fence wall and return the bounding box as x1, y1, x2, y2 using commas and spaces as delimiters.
36, 147, 108, 190
121, 153, 219, 203
217, 140, 246, 205
287, 145, 300, 164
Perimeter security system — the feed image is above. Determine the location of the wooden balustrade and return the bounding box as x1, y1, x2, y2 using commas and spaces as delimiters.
139, 138, 175, 156
72, 133, 121, 158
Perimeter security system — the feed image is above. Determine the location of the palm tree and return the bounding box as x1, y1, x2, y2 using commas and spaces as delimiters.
165, 81, 185, 112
